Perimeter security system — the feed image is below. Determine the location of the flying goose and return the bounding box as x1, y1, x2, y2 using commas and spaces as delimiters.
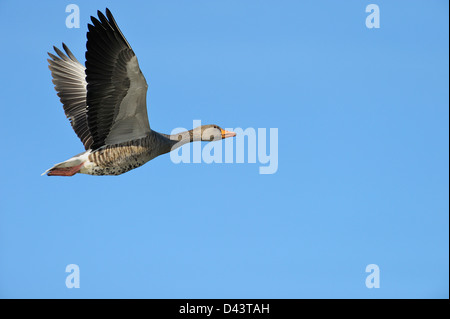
44, 8, 236, 176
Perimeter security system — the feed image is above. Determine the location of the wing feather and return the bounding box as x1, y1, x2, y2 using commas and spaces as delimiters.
48, 44, 93, 150
85, 9, 150, 150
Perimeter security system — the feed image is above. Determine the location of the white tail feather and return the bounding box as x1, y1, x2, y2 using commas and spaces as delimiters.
42, 150, 91, 176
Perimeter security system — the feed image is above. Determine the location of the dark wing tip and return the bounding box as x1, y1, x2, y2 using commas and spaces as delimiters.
61, 42, 69, 56
104, 8, 131, 49
48, 52, 58, 60
87, 23, 95, 32
97, 9, 114, 30
90, 16, 101, 28
97, 10, 107, 22
105, 8, 114, 21
62, 42, 79, 63
53, 46, 65, 59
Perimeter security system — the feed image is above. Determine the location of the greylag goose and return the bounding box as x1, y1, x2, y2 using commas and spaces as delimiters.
43, 8, 236, 176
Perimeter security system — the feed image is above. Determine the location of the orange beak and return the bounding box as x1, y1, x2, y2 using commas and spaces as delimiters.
221, 129, 236, 139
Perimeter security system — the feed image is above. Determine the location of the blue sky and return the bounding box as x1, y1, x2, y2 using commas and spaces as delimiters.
0, 0, 448, 298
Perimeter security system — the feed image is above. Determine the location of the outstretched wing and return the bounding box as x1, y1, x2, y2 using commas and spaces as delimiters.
48, 44, 93, 150
85, 8, 151, 150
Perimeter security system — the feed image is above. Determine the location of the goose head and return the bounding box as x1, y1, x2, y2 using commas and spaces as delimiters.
198, 124, 236, 141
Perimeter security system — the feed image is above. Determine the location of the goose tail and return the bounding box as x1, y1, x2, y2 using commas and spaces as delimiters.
42, 151, 91, 176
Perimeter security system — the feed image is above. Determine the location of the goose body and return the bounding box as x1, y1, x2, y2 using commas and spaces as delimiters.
44, 9, 235, 176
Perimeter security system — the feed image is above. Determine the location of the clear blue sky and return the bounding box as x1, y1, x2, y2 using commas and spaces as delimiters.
0, 0, 448, 298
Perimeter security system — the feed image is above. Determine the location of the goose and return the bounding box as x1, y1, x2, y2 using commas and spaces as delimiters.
43, 8, 236, 176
